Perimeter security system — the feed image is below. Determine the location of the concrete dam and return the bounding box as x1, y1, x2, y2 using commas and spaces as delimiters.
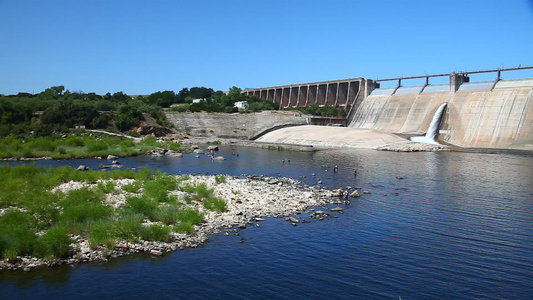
244, 67, 533, 150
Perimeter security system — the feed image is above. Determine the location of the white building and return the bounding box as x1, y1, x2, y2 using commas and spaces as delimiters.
191, 98, 206, 104
234, 101, 249, 111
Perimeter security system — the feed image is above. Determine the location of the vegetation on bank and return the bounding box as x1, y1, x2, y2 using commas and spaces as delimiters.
285, 103, 346, 118
0, 133, 189, 160
167, 86, 278, 113
0, 165, 227, 261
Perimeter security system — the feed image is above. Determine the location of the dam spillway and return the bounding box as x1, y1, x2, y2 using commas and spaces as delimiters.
350, 75, 533, 150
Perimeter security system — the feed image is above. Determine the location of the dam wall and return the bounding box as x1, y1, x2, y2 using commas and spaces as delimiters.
165, 111, 308, 140
350, 78, 533, 150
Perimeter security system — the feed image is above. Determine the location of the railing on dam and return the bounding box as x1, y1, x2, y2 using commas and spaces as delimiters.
372, 65, 533, 94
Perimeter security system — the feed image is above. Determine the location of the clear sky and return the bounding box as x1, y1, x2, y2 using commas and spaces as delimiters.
1, 0, 532, 95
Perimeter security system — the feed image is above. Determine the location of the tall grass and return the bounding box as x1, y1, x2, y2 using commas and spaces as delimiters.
215, 175, 226, 184
0, 211, 38, 260
203, 197, 227, 213
34, 225, 73, 258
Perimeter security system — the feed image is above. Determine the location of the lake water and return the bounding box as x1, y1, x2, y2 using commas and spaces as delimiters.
1, 146, 532, 299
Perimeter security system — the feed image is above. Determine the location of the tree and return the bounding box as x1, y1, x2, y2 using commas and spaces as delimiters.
115, 104, 142, 131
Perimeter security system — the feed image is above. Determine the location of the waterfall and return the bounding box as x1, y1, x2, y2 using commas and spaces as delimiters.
410, 103, 447, 145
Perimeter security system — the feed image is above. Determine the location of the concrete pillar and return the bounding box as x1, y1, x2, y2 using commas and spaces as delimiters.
325, 83, 337, 106
337, 82, 348, 107
450, 73, 469, 92
317, 84, 327, 105
305, 85, 312, 106
364, 79, 377, 97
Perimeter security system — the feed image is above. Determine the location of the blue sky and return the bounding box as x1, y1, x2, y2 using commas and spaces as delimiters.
1, 0, 532, 95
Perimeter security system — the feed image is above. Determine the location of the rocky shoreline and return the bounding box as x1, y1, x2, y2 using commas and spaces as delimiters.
0, 174, 342, 271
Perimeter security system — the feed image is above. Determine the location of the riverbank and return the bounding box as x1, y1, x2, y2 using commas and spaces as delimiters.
0, 173, 340, 271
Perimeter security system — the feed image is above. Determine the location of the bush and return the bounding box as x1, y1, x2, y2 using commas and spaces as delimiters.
60, 187, 104, 208
86, 140, 108, 152
123, 180, 143, 193
154, 205, 182, 225
60, 202, 112, 225
0, 211, 38, 259
140, 224, 171, 242
175, 221, 194, 234
143, 174, 177, 203
215, 175, 226, 184
203, 197, 227, 213
135, 167, 153, 181
96, 181, 115, 194
177, 208, 204, 226
88, 222, 116, 249
123, 196, 158, 220
35, 225, 73, 258
65, 135, 85, 147
115, 212, 144, 241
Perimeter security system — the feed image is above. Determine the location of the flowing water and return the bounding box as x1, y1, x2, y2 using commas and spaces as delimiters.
410, 102, 448, 145
1, 147, 532, 299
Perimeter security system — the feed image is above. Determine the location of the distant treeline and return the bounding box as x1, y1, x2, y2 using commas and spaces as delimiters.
0, 85, 277, 137
0, 85, 346, 138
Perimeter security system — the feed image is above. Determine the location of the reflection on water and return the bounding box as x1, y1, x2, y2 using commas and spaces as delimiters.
1, 147, 532, 299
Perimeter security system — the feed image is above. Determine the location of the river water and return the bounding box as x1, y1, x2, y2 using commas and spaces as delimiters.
1, 146, 532, 299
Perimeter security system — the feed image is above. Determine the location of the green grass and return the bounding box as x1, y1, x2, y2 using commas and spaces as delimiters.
88, 222, 117, 250
215, 175, 226, 184
0, 164, 234, 261
0, 133, 189, 160
34, 225, 73, 258
0, 211, 38, 260
154, 205, 182, 225
203, 197, 227, 213
140, 224, 171, 242
122, 196, 158, 220
123, 180, 143, 193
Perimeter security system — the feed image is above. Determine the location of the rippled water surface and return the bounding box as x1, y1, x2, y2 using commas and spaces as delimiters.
1, 147, 532, 299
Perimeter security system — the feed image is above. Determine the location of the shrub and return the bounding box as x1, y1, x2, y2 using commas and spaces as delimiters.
123, 196, 158, 220
29, 137, 58, 152
195, 183, 214, 199
154, 205, 182, 225
175, 221, 194, 234
203, 197, 227, 213
135, 167, 153, 181
35, 225, 73, 258
60, 187, 104, 208
123, 180, 143, 193
168, 142, 183, 152
60, 202, 112, 225
57, 147, 67, 155
140, 224, 171, 242
88, 222, 117, 249
0, 211, 38, 259
177, 208, 204, 226
96, 181, 115, 194
215, 175, 226, 184
115, 212, 144, 241
86, 140, 108, 152
143, 175, 177, 203
65, 135, 85, 147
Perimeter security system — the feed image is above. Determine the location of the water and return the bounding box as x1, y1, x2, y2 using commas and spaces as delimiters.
1, 147, 532, 299
411, 102, 447, 145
